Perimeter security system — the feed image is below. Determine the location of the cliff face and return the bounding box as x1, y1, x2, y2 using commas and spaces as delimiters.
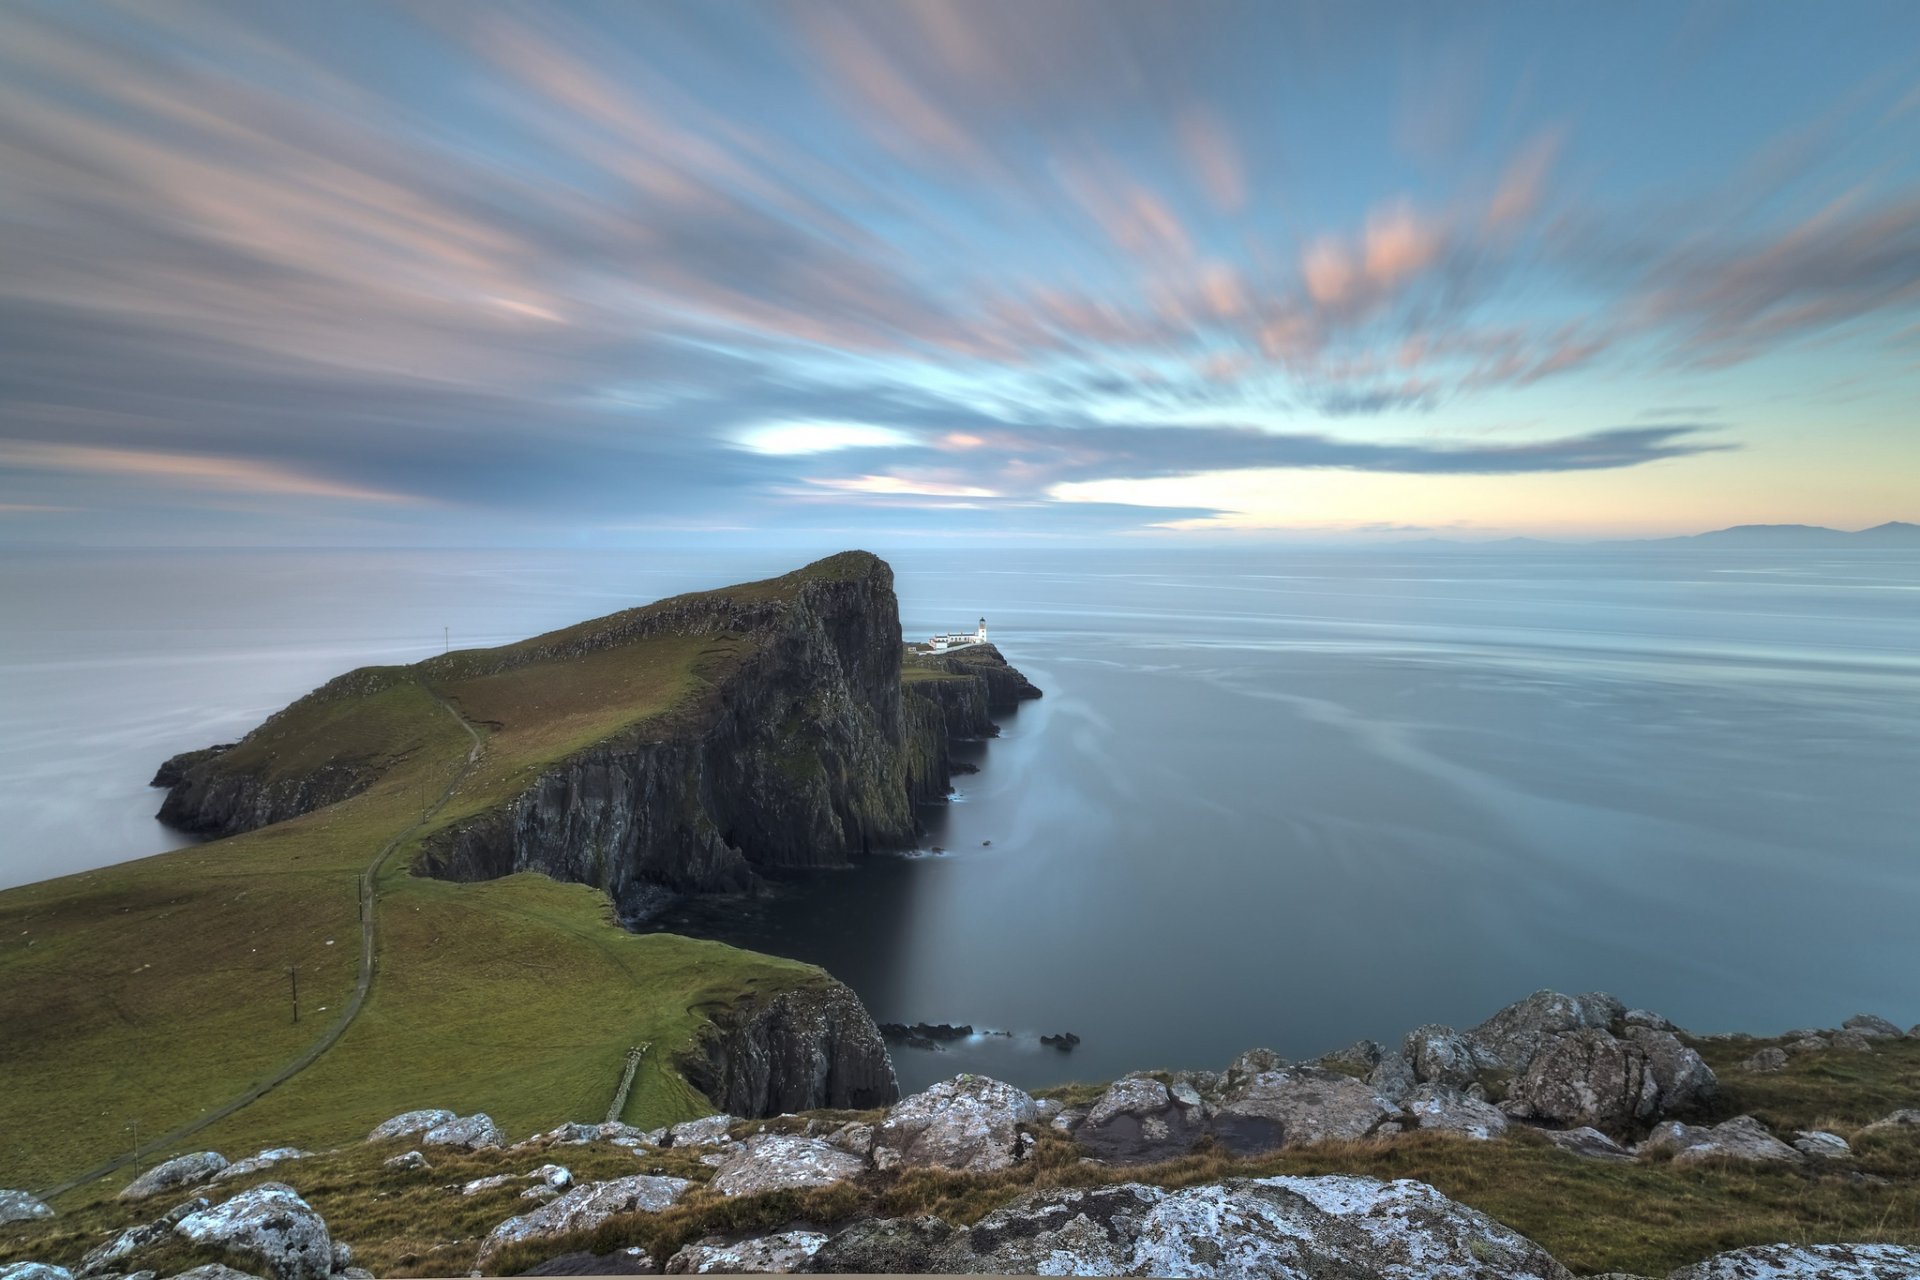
688, 978, 900, 1113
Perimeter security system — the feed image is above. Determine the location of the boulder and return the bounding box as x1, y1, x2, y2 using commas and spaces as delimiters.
1669, 1243, 1920, 1279
813, 1184, 1163, 1275
120, 1152, 228, 1201
382, 1150, 428, 1172
649, 1115, 734, 1149
1622, 1009, 1679, 1032
1129, 1176, 1572, 1279
1404, 1084, 1509, 1140
1051, 1107, 1087, 1134
1539, 1126, 1635, 1162
1830, 1029, 1875, 1053
872, 1075, 1038, 1174
1622, 1026, 1717, 1115
1319, 1039, 1384, 1072
1793, 1131, 1853, 1160
664, 1231, 828, 1274
366, 1109, 455, 1142
529, 1164, 573, 1189
825, 1121, 874, 1158
1074, 1077, 1206, 1163
213, 1150, 311, 1184
529, 1122, 647, 1148
421, 1114, 504, 1150
1403, 1025, 1479, 1091
1501, 1029, 1657, 1133
462, 1175, 516, 1197
1366, 1049, 1417, 1103
1785, 1036, 1830, 1056
173, 1183, 334, 1280
1224, 1047, 1287, 1084
1740, 1047, 1789, 1074
0, 1268, 75, 1280
172, 1267, 262, 1280
1859, 1109, 1920, 1136
1842, 1014, 1904, 1039
477, 1176, 693, 1266
1639, 1115, 1799, 1165
1209, 1067, 1403, 1155
708, 1134, 866, 1197
1467, 990, 1624, 1072
0, 1190, 54, 1224
518, 1247, 658, 1275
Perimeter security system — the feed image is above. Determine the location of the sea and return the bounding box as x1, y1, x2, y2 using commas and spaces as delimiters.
3, 545, 1916, 1091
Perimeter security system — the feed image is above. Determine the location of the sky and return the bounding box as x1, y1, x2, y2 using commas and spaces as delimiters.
1, 0, 1917, 546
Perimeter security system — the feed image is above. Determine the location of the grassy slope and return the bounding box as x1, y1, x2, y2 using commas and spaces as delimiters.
6, 1042, 1917, 1278
0, 562, 863, 1198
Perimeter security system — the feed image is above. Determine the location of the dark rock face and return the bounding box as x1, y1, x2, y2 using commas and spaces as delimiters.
688, 979, 899, 1114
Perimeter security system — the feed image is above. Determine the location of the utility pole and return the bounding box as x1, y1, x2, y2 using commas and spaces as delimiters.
444, 626, 449, 654
128, 1118, 141, 1179
289, 965, 299, 1024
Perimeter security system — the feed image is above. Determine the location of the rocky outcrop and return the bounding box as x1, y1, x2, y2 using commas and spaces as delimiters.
478, 1176, 694, 1266
1502, 1028, 1659, 1133
0, 1190, 53, 1225
707, 1134, 865, 1196
366, 1110, 454, 1142
1468, 990, 1626, 1073
1075, 1077, 1207, 1163
1405, 1084, 1509, 1140
666, 1231, 828, 1274
174, 1183, 335, 1280
872, 1075, 1038, 1174
688, 979, 899, 1114
1669, 1244, 1920, 1279
1638, 1115, 1800, 1164
811, 1176, 1571, 1278
1209, 1067, 1403, 1154
214, 1149, 311, 1184
119, 1151, 227, 1201
421, 1114, 504, 1150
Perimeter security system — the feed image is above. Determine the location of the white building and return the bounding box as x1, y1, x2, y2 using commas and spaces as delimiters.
926, 617, 988, 652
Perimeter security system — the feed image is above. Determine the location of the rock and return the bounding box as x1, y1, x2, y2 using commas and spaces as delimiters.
1209, 1067, 1403, 1155
479, 1176, 694, 1265
461, 1175, 516, 1197
421, 1114, 504, 1150
708, 1133, 866, 1196
330, 1242, 352, 1272
1129, 1176, 1573, 1279
1403, 1025, 1480, 1091
213, 1150, 311, 1184
367, 1110, 456, 1142
521, 1186, 561, 1202
872, 1075, 1038, 1174
1741, 1047, 1790, 1074
824, 1121, 874, 1158
1075, 1077, 1206, 1163
1622, 1008, 1679, 1032
119, 1153, 228, 1201
1468, 989, 1625, 1072
1539, 1126, 1635, 1162
1320, 1039, 1384, 1072
1051, 1106, 1087, 1133
0, 1267, 74, 1280
1669, 1243, 1920, 1279
1793, 1131, 1853, 1160
520, 1248, 658, 1276
1830, 1029, 1875, 1053
1785, 1036, 1830, 1056
812, 1184, 1163, 1275
174, 1183, 334, 1280
688, 981, 899, 1117
1622, 1026, 1717, 1115
1039, 1032, 1081, 1051
1404, 1084, 1509, 1140
1640, 1115, 1800, 1164
664, 1231, 828, 1274
1842, 1014, 1905, 1039
1859, 1109, 1920, 1136
171, 1267, 263, 1280
1501, 1029, 1657, 1133
1366, 1049, 1417, 1102
0, 1190, 54, 1224
528, 1164, 573, 1189
655, 1115, 734, 1149
80, 1197, 211, 1276
382, 1150, 428, 1172
1224, 1047, 1287, 1084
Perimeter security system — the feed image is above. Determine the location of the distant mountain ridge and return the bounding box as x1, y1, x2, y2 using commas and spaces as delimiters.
1645, 521, 1920, 548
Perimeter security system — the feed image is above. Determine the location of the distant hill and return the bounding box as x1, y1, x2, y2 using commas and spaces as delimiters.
1654, 521, 1920, 548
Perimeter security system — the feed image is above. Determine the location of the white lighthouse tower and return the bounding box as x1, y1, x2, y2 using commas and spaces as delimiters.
976, 617, 988, 644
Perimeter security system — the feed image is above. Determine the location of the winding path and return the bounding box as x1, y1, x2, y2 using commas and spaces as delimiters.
37, 685, 485, 1201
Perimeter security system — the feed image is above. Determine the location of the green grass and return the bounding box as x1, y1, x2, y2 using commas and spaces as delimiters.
0, 556, 900, 1200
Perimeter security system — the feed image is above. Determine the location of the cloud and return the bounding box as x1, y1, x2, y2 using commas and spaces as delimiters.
0, 442, 428, 504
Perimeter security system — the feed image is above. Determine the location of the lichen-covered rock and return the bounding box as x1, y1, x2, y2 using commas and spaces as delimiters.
1209, 1067, 1403, 1154
812, 1184, 1163, 1275
1639, 1115, 1799, 1165
1859, 1109, 1920, 1136
1793, 1131, 1852, 1160
421, 1114, 504, 1149
173, 1183, 334, 1280
652, 1115, 734, 1148
873, 1075, 1038, 1173
462, 1175, 516, 1197
1622, 1009, 1679, 1033
0, 1190, 54, 1225
1404, 1084, 1509, 1140
1320, 1039, 1384, 1072
1367, 1049, 1418, 1102
1502, 1029, 1657, 1134
1785, 1036, 1830, 1056
171, 1266, 263, 1280
1829, 1029, 1875, 1053
1468, 990, 1625, 1072
119, 1152, 228, 1201
690, 979, 899, 1118
367, 1110, 455, 1142
0, 1266, 75, 1280
1668, 1243, 1920, 1279
382, 1150, 428, 1172
1128, 1176, 1572, 1279
1538, 1126, 1634, 1161
213, 1150, 311, 1184
1074, 1077, 1206, 1163
825, 1121, 874, 1157
1403, 1025, 1479, 1091
477, 1176, 694, 1265
529, 1164, 573, 1189
665, 1231, 828, 1274
1842, 1014, 1904, 1039
1622, 1026, 1717, 1115
708, 1134, 866, 1197
1741, 1047, 1790, 1074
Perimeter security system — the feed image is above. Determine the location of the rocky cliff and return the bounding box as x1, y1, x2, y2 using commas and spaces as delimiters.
688, 978, 900, 1114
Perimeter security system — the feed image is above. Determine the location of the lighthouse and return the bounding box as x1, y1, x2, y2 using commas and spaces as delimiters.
976, 617, 988, 644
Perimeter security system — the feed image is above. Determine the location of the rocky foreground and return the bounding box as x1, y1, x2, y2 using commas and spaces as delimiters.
5, 990, 1919, 1278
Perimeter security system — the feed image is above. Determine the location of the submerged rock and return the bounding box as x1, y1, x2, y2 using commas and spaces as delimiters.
665, 1231, 828, 1274
478, 1176, 694, 1266
119, 1152, 228, 1201
708, 1133, 866, 1196
1669, 1243, 1920, 1279
173, 1183, 334, 1280
872, 1075, 1038, 1174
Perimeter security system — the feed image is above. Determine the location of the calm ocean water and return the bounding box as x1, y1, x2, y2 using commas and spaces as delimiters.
4, 546, 1917, 1090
